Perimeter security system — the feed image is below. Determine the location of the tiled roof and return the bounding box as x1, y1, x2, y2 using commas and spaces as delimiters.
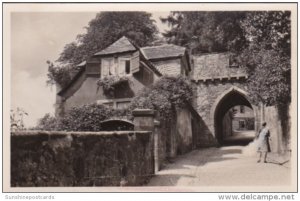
94, 36, 137, 56
151, 60, 181, 76
141, 44, 186, 60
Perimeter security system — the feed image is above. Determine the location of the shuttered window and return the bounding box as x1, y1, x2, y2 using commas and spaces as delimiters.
130, 51, 140, 73
86, 63, 100, 75
101, 58, 112, 77
118, 58, 130, 75
101, 51, 140, 78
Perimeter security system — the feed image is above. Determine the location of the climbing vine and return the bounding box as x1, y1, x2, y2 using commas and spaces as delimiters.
97, 76, 131, 98
129, 76, 193, 121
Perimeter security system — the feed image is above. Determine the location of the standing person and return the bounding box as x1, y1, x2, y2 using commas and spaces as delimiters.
256, 122, 271, 163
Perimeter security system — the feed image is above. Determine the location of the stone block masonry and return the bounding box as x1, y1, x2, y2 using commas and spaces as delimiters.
11, 131, 154, 187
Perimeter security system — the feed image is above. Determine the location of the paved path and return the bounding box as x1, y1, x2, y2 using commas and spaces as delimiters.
147, 146, 290, 186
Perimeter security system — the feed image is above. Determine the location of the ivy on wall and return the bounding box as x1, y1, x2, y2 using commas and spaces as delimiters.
129, 76, 193, 121
97, 76, 131, 98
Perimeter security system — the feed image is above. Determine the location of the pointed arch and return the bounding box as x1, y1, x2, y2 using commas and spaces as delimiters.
210, 86, 259, 144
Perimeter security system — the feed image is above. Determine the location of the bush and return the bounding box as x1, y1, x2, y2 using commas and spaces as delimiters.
36, 113, 58, 131
36, 104, 129, 131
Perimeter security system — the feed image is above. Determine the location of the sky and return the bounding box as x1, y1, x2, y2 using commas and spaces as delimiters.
11, 12, 170, 128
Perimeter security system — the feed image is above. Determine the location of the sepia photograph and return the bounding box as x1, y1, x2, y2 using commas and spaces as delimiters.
2, 2, 297, 195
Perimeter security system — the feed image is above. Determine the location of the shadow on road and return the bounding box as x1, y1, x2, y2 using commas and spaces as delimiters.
165, 147, 242, 169
148, 147, 243, 186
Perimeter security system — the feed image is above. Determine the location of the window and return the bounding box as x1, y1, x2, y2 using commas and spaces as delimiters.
86, 63, 100, 75
101, 58, 115, 77
103, 102, 114, 109
240, 105, 245, 113
97, 99, 131, 109
117, 101, 131, 109
239, 120, 245, 129
97, 100, 114, 108
229, 54, 239, 68
119, 58, 131, 76
125, 60, 131, 74
101, 54, 139, 78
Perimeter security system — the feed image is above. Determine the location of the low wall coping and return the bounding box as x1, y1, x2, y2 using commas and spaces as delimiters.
11, 130, 151, 136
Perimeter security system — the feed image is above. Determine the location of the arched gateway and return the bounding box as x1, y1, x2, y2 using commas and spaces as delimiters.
192, 53, 262, 147
210, 87, 259, 145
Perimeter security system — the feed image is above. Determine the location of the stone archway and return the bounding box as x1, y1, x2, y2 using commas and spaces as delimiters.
210, 87, 259, 145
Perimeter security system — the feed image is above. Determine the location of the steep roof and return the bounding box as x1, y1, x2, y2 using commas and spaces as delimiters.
94, 36, 137, 56
77, 60, 86, 67
141, 44, 186, 60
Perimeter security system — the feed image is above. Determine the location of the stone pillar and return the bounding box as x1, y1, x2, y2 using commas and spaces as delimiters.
153, 120, 160, 173
169, 114, 177, 158
132, 109, 156, 174
132, 109, 155, 131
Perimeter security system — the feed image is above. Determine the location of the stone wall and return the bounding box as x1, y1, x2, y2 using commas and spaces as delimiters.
11, 131, 154, 187
222, 112, 233, 138
191, 53, 247, 80
264, 104, 291, 153
176, 108, 193, 154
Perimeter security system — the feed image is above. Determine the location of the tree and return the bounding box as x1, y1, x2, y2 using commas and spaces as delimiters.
162, 11, 291, 105
47, 12, 159, 88
36, 113, 58, 131
160, 11, 246, 53
10, 107, 28, 130
239, 11, 291, 105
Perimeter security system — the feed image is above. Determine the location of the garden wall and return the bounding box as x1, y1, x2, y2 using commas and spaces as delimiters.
11, 130, 154, 187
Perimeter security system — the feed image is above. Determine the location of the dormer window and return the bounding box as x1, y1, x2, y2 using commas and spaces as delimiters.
101, 51, 140, 78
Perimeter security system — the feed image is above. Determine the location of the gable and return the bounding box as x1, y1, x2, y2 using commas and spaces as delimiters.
94, 36, 137, 56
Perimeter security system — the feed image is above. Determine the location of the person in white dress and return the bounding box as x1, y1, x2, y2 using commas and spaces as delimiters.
256, 122, 271, 163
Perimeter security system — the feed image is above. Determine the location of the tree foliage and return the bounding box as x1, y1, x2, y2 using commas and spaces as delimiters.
239, 11, 291, 105
35, 113, 58, 131
161, 11, 246, 53
46, 61, 72, 87
162, 11, 291, 105
11, 107, 28, 131
47, 12, 159, 88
